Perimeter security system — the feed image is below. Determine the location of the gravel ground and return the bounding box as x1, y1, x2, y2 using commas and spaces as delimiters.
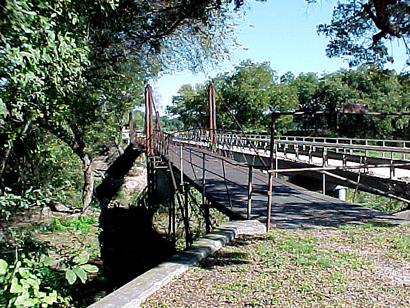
143, 223, 410, 308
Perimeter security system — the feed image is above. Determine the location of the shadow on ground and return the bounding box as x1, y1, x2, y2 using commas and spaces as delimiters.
199, 251, 249, 269
99, 206, 175, 290
95, 143, 175, 290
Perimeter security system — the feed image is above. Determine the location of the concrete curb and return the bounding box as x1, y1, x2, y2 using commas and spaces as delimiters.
89, 220, 266, 308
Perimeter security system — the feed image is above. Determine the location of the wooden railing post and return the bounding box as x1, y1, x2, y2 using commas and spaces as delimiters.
266, 172, 273, 231
180, 144, 184, 190
390, 151, 395, 179
275, 143, 279, 178
247, 165, 253, 219
221, 158, 233, 209
202, 153, 210, 233
322, 148, 326, 195
184, 186, 191, 248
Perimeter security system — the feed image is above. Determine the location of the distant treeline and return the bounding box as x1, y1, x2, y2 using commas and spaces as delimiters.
166, 61, 410, 139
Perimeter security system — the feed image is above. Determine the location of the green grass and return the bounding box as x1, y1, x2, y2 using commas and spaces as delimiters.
44, 216, 98, 234
339, 222, 410, 261
144, 224, 410, 308
364, 150, 406, 160
346, 189, 406, 213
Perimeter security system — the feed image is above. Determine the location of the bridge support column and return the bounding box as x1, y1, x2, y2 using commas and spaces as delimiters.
168, 196, 176, 243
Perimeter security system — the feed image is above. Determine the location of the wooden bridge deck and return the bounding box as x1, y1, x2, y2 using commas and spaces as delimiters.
167, 144, 407, 228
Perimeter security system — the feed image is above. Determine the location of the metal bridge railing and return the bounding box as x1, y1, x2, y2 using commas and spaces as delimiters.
133, 128, 410, 231
170, 129, 410, 180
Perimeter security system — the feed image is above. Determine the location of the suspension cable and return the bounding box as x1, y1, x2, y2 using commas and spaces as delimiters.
212, 86, 269, 169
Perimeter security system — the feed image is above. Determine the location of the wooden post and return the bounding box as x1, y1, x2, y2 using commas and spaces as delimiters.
390, 151, 395, 179
168, 199, 172, 240
274, 143, 278, 178
266, 112, 277, 230
167, 161, 178, 243
221, 158, 233, 209
247, 165, 253, 219
295, 144, 299, 161
184, 186, 191, 248
322, 148, 326, 195
171, 197, 176, 242
180, 144, 184, 190
269, 113, 276, 171
266, 173, 273, 231
202, 153, 210, 233
352, 157, 363, 202
382, 140, 386, 158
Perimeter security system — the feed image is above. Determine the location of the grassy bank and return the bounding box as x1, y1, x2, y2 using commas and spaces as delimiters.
144, 223, 410, 307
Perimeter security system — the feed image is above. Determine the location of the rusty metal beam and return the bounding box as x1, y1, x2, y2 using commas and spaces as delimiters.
208, 84, 217, 145
145, 84, 155, 207
145, 85, 154, 158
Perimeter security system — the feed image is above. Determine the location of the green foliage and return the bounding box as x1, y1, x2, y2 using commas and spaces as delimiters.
0, 187, 52, 221
1, 0, 248, 212
2, 131, 84, 209
0, 0, 91, 141
45, 216, 98, 234
63, 254, 99, 285
0, 252, 99, 307
168, 61, 299, 131
218, 61, 296, 131
288, 66, 410, 138
0, 256, 70, 307
315, 0, 410, 66
168, 62, 409, 138
160, 115, 184, 132
346, 189, 406, 214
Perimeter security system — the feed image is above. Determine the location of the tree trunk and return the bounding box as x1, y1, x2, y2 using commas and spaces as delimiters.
80, 152, 94, 213
38, 120, 94, 212
0, 142, 11, 178
0, 120, 32, 185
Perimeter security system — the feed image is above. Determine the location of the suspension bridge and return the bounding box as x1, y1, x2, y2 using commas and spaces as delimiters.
90, 84, 410, 308
130, 84, 410, 233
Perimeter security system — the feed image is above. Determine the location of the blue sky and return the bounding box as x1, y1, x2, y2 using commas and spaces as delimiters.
152, 0, 408, 113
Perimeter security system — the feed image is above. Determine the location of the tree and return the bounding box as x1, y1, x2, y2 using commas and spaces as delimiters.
168, 61, 299, 132
218, 61, 279, 131
168, 84, 209, 129
0, 0, 248, 211
315, 0, 410, 66
287, 66, 410, 138
0, 0, 90, 179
